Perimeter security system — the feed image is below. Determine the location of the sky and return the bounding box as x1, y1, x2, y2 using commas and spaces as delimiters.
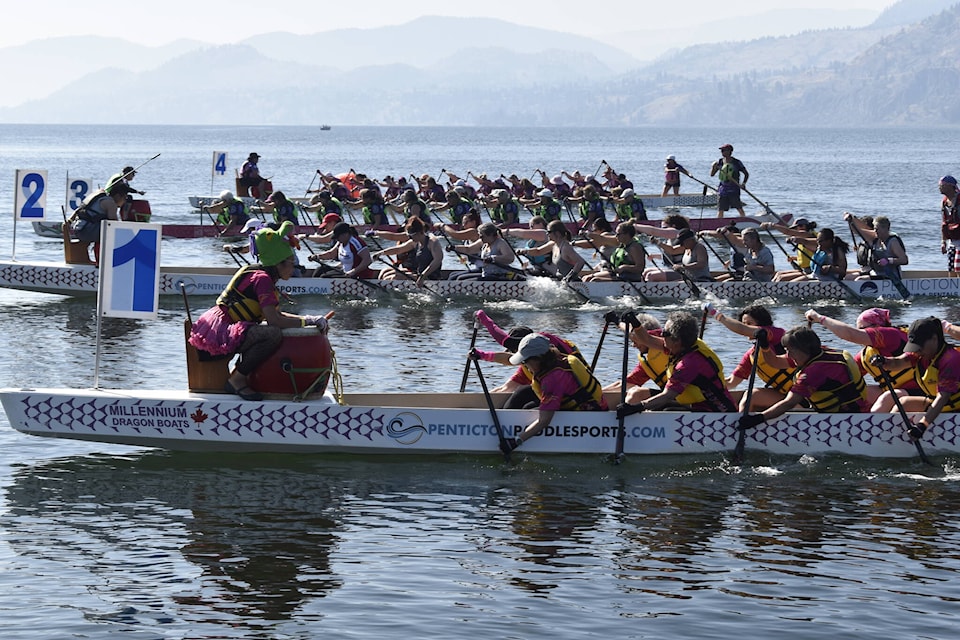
4, 0, 899, 47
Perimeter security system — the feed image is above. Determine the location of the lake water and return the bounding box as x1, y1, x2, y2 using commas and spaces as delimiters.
0, 124, 959, 639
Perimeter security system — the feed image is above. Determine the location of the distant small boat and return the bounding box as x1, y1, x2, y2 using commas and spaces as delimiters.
320, 124, 331, 131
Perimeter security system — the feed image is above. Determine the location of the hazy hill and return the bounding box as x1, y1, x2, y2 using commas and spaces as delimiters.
0, 36, 203, 108
243, 16, 637, 73
2, 3, 960, 126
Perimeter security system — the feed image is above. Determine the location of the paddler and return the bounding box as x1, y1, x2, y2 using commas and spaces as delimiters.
188, 221, 330, 401
737, 326, 868, 432
617, 310, 737, 417
498, 333, 607, 455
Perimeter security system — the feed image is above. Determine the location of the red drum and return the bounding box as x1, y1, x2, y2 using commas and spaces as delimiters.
250, 180, 274, 199
247, 327, 332, 397
121, 199, 152, 223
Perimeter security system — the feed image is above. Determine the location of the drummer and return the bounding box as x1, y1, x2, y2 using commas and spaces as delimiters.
188, 221, 330, 401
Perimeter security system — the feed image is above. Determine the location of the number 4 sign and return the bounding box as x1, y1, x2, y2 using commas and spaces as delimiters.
15, 169, 48, 219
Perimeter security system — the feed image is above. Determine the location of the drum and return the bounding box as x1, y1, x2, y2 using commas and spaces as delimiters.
250, 181, 273, 199
246, 327, 332, 397
122, 199, 152, 223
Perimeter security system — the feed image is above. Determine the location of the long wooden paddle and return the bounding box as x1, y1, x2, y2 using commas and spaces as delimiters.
741, 185, 790, 227
591, 316, 611, 371
876, 367, 933, 466
471, 353, 511, 461
614, 314, 631, 463
732, 333, 763, 464
460, 320, 480, 393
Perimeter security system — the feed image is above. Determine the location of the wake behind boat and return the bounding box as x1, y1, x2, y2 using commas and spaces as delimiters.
0, 386, 948, 458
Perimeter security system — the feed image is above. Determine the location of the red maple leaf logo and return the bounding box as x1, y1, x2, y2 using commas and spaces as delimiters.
191, 408, 209, 424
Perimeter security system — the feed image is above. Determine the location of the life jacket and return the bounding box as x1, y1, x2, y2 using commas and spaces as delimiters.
914, 345, 960, 411
216, 265, 275, 322
74, 192, 112, 224
756, 353, 795, 394
859, 328, 914, 388
668, 341, 737, 411
616, 198, 646, 221
272, 201, 297, 225
579, 197, 605, 220
526, 239, 551, 266
218, 199, 249, 227
611, 239, 639, 269
531, 355, 606, 411
449, 201, 472, 225
492, 200, 519, 224
638, 349, 670, 390
537, 199, 563, 223
800, 348, 866, 412
363, 202, 387, 225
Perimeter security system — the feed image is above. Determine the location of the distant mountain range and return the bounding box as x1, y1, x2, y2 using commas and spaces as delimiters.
1, 0, 959, 126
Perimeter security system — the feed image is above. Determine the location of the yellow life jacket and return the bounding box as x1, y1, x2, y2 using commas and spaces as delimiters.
801, 348, 866, 412
638, 348, 670, 390
757, 348, 795, 394
861, 342, 915, 389
914, 345, 960, 411
667, 340, 737, 411
216, 264, 275, 322
531, 354, 605, 411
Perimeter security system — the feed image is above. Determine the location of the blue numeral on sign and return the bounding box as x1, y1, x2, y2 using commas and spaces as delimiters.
20, 172, 45, 218
214, 152, 227, 176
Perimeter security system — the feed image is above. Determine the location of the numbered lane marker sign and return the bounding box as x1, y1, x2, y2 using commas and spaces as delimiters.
15, 169, 48, 220
99, 221, 162, 320
66, 176, 93, 213
213, 151, 227, 176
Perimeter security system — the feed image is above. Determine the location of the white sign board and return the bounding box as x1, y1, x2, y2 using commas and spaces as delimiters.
98, 221, 162, 320
15, 169, 48, 220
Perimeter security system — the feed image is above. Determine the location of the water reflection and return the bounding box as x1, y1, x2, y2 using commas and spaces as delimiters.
2, 453, 345, 629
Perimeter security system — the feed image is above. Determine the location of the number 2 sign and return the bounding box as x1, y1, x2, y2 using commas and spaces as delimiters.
15, 169, 48, 220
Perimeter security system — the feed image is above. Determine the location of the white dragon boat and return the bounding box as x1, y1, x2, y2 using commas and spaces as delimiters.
0, 258, 952, 301
0, 386, 948, 459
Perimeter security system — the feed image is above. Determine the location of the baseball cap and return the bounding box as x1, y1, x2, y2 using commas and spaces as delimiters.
508, 333, 551, 365
320, 213, 342, 229
941, 175, 958, 186
790, 218, 810, 229
904, 316, 942, 353
719, 144, 734, 151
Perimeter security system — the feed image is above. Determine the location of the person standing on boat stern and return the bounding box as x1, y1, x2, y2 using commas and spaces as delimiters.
239, 152, 271, 198
498, 333, 607, 454
189, 221, 330, 401
939, 176, 960, 273
709, 144, 748, 218
662, 155, 690, 196
872, 316, 960, 440
738, 326, 868, 432
617, 311, 737, 417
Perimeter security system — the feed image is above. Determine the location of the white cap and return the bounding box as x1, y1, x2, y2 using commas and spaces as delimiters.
219, 190, 234, 201
539, 189, 553, 197
666, 155, 676, 161
622, 188, 634, 198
